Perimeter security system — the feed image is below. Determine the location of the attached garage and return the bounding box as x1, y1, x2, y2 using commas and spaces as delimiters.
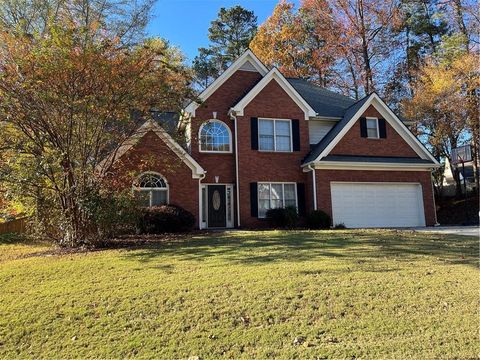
330, 182, 426, 228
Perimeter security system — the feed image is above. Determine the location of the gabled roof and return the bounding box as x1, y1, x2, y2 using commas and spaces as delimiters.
286, 78, 356, 118
303, 93, 440, 167
185, 50, 268, 117
303, 96, 370, 164
99, 120, 205, 178
230, 68, 317, 120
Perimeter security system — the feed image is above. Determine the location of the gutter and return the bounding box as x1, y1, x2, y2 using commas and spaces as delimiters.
229, 110, 241, 227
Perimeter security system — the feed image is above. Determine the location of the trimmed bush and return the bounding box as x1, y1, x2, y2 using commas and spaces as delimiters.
138, 205, 195, 234
306, 210, 331, 229
266, 206, 299, 229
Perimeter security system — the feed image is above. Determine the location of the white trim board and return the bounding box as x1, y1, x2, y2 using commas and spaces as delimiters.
185, 50, 268, 117
99, 120, 206, 179
306, 162, 438, 171
304, 93, 440, 165
230, 68, 317, 121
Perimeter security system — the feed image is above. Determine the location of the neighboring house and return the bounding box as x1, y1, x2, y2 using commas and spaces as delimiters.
106, 50, 440, 229
442, 158, 479, 195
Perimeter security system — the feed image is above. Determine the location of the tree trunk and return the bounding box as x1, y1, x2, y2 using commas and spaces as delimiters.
357, 0, 374, 94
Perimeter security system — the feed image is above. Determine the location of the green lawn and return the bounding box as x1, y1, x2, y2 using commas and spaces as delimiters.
0, 230, 478, 359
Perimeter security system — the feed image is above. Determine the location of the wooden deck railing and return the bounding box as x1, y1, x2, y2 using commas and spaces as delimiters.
0, 218, 27, 235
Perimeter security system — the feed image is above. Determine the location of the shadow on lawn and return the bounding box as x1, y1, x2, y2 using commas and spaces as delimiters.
121, 230, 478, 269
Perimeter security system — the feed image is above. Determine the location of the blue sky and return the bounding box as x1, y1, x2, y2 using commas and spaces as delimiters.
146, 0, 299, 62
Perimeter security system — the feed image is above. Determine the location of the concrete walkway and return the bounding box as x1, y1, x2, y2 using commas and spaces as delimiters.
410, 226, 479, 237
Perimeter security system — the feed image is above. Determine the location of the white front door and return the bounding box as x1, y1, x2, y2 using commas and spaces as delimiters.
330, 182, 426, 228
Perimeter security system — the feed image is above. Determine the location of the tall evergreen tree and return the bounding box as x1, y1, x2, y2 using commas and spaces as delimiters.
193, 5, 257, 89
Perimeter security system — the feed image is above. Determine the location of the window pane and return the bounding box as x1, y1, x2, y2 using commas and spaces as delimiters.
258, 183, 270, 199
202, 187, 207, 223
367, 128, 378, 138
366, 119, 378, 138
276, 120, 290, 136
366, 119, 377, 128
258, 199, 270, 218
276, 121, 291, 151
259, 120, 274, 151
284, 184, 296, 200
276, 135, 291, 151
151, 190, 167, 206
258, 183, 271, 218
259, 119, 274, 135
226, 187, 232, 222
259, 135, 274, 150
200, 121, 230, 152
135, 190, 150, 207
271, 184, 283, 208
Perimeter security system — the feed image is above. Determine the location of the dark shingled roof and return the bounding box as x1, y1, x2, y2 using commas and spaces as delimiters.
286, 78, 356, 118
151, 111, 180, 134
321, 155, 435, 165
302, 95, 372, 164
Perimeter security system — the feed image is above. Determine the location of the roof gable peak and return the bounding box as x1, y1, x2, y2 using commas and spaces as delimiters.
185, 50, 269, 117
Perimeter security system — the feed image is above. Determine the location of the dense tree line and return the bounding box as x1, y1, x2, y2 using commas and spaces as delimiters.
249, 0, 477, 196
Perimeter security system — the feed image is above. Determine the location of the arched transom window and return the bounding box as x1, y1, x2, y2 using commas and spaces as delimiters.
199, 120, 232, 152
133, 172, 168, 207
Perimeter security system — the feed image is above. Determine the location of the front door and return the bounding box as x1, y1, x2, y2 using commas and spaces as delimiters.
208, 185, 226, 228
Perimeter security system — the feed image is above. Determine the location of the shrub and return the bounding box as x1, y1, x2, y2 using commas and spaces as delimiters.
138, 205, 195, 234
334, 223, 346, 229
83, 190, 141, 242
266, 206, 299, 229
306, 210, 331, 229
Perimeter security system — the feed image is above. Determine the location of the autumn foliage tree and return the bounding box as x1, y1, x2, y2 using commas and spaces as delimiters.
0, 18, 194, 246
403, 41, 479, 195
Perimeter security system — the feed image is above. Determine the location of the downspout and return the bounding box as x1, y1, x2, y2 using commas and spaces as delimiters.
307, 164, 317, 210
198, 173, 206, 229
229, 110, 241, 227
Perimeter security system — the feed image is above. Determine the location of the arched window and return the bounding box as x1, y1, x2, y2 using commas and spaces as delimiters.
133, 172, 168, 207
199, 120, 232, 152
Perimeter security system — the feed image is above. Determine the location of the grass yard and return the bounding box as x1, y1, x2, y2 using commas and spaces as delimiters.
0, 230, 478, 359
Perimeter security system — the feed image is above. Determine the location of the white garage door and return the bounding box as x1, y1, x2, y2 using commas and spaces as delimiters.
331, 182, 425, 228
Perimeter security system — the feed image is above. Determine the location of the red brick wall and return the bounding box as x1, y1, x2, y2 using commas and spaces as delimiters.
191, 70, 262, 184
331, 105, 419, 158
109, 130, 200, 227
314, 169, 436, 226
237, 79, 311, 227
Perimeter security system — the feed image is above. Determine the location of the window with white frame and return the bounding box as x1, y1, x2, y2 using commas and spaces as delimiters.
366, 118, 379, 138
259, 119, 292, 152
199, 120, 231, 152
258, 182, 297, 218
133, 173, 168, 207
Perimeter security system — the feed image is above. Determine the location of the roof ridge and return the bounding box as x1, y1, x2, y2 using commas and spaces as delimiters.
286, 78, 356, 101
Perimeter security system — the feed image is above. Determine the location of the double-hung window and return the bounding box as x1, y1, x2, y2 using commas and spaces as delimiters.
366, 118, 379, 138
258, 182, 297, 218
258, 119, 292, 152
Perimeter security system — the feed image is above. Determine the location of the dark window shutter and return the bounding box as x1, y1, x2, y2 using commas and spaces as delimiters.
250, 182, 258, 217
378, 118, 387, 138
360, 117, 367, 137
292, 119, 300, 151
297, 183, 306, 216
251, 117, 258, 150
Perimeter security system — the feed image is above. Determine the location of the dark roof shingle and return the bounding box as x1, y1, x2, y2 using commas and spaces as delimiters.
286, 78, 356, 118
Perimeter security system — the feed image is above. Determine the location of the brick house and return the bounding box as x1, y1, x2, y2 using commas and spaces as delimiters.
107, 50, 440, 229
